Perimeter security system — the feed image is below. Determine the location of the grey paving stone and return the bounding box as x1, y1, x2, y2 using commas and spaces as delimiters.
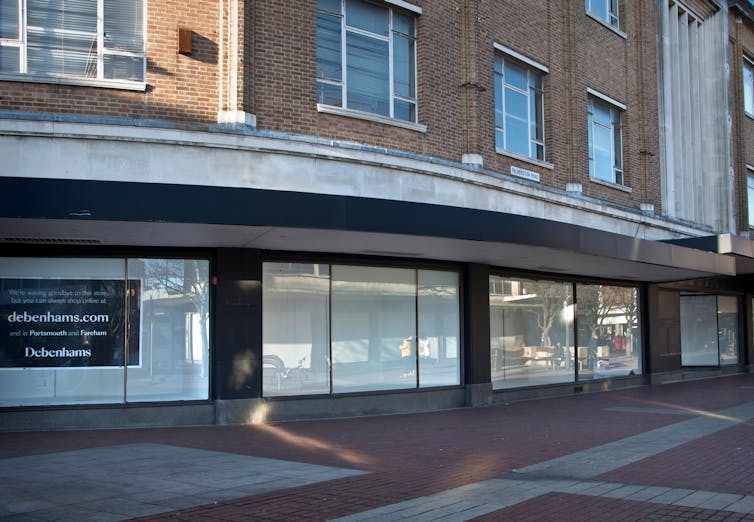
601, 484, 650, 499
673, 490, 720, 508
649, 488, 697, 505
624, 485, 673, 502
723, 495, 754, 514
698, 493, 746, 510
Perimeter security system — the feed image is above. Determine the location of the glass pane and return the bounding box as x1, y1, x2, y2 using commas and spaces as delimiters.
0, 45, 20, 72
748, 174, 754, 227
126, 259, 210, 402
494, 55, 503, 75
317, 11, 342, 81
0, 0, 19, 39
744, 64, 753, 115
680, 295, 719, 366
392, 33, 414, 98
588, 0, 608, 21
393, 11, 414, 35
592, 99, 611, 125
418, 271, 460, 387
0, 257, 127, 406
104, 0, 143, 53
504, 87, 529, 156
317, 81, 342, 106
317, 0, 341, 13
504, 60, 527, 91
490, 276, 574, 389
346, 0, 388, 36
495, 128, 504, 150
346, 32, 389, 116
27, 0, 98, 77
103, 54, 144, 81
592, 124, 612, 181
393, 98, 415, 122
331, 266, 416, 393
263, 263, 331, 397
576, 284, 641, 380
718, 296, 738, 366
613, 116, 622, 169
494, 73, 503, 128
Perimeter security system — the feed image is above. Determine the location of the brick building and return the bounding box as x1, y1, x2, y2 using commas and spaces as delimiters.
1, 0, 753, 429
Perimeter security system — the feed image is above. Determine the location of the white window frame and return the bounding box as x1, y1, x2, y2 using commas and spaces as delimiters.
585, 0, 619, 29
316, 0, 419, 124
493, 45, 547, 163
588, 90, 625, 186
745, 58, 754, 118
0, 0, 147, 90
748, 167, 754, 228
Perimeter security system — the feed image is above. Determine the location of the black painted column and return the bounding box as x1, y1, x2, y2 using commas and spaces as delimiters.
213, 248, 262, 400
464, 263, 492, 405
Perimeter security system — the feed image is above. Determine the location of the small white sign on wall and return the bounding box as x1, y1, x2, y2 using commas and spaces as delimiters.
510, 165, 540, 182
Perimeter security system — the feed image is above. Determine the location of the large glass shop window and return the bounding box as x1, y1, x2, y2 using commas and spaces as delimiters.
490, 276, 641, 390
0, 257, 210, 406
680, 294, 739, 367
262, 263, 461, 397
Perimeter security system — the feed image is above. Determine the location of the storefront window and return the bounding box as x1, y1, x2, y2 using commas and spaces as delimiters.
490, 276, 574, 389
262, 263, 462, 397
418, 270, 461, 387
0, 257, 210, 406
576, 284, 641, 379
125, 259, 210, 402
262, 263, 331, 396
680, 294, 739, 367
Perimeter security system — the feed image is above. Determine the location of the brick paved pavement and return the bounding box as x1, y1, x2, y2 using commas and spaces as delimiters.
1, 373, 753, 521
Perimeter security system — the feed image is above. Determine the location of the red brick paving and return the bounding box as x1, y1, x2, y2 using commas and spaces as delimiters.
3, 374, 754, 521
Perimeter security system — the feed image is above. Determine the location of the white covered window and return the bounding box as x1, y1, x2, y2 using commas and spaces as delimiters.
745, 59, 753, 117
588, 95, 624, 185
586, 0, 619, 29
0, 0, 145, 85
494, 54, 545, 161
316, 0, 418, 123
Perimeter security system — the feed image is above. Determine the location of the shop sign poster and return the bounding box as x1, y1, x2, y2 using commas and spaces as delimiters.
0, 279, 141, 368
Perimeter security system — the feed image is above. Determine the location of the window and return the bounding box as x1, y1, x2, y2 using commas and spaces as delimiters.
0, 0, 146, 85
494, 54, 545, 161
588, 96, 623, 185
586, 0, 619, 28
0, 257, 210, 406
748, 170, 754, 228
745, 59, 753, 117
316, 0, 418, 123
263, 262, 461, 397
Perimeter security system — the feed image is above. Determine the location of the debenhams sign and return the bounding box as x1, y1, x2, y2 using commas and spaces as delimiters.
0, 279, 141, 368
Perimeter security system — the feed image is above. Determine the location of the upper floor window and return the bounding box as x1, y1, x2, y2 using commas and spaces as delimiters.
316, 0, 418, 123
745, 59, 753, 118
748, 169, 754, 228
0, 0, 145, 86
494, 54, 545, 161
588, 95, 623, 185
586, 0, 619, 29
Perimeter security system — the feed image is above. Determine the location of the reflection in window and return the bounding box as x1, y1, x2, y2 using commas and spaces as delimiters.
576, 284, 641, 379
745, 60, 753, 117
126, 259, 210, 401
718, 296, 738, 366
680, 295, 720, 366
490, 276, 574, 389
262, 263, 331, 396
418, 270, 461, 387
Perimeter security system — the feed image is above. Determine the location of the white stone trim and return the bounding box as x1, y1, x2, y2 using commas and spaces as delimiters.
317, 104, 427, 132
217, 110, 256, 127
497, 148, 555, 170
586, 88, 627, 110
0, 73, 146, 92
385, 0, 421, 14
493, 43, 549, 73
590, 176, 633, 193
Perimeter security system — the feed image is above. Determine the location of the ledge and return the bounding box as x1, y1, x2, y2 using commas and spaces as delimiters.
0, 73, 147, 92
585, 12, 628, 39
317, 104, 427, 133
497, 148, 555, 170
589, 176, 632, 193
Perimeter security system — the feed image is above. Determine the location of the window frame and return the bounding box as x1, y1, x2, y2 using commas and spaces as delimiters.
493, 46, 547, 163
745, 57, 754, 118
585, 0, 619, 29
0, 0, 147, 91
747, 167, 754, 229
587, 90, 625, 186
316, 0, 420, 125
